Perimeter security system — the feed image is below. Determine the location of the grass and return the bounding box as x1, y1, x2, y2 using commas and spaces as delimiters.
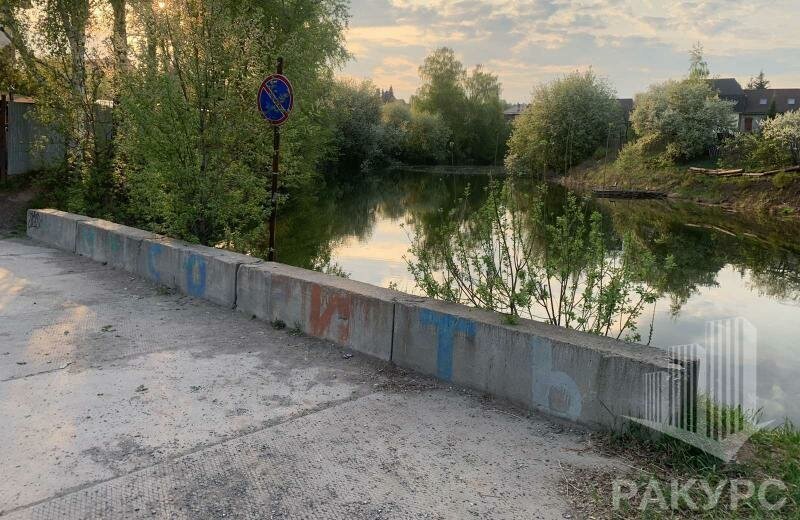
565, 405, 800, 519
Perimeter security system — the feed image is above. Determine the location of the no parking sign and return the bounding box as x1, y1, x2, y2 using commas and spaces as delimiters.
258, 74, 294, 126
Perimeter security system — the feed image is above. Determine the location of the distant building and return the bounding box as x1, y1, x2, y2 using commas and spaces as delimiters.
503, 103, 527, 120
380, 86, 396, 104
617, 98, 634, 122
711, 78, 800, 132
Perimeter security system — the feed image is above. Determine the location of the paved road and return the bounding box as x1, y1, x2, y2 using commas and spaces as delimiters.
0, 237, 620, 519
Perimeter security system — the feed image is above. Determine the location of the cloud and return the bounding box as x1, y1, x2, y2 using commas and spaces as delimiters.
346, 56, 421, 96
340, 0, 800, 101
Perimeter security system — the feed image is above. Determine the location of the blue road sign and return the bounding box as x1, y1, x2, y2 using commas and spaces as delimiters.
258, 74, 294, 126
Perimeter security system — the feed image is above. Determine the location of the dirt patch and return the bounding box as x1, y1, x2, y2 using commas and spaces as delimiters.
0, 187, 35, 238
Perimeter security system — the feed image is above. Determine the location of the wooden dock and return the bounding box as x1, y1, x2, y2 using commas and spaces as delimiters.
592, 189, 667, 199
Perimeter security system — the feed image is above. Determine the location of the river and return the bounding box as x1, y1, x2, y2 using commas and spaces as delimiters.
273, 170, 800, 425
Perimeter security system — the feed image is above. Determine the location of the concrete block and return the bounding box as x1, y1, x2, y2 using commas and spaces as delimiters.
76, 219, 159, 272
392, 297, 686, 431
236, 263, 273, 321
26, 209, 92, 252
237, 263, 397, 361
136, 237, 259, 308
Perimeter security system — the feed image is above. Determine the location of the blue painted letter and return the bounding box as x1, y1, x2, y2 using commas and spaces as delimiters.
147, 243, 163, 282
419, 309, 476, 381
184, 254, 207, 297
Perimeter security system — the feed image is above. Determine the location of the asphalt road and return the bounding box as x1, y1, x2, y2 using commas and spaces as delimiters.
0, 236, 621, 519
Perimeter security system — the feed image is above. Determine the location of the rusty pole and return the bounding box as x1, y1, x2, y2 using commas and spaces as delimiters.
267, 57, 283, 262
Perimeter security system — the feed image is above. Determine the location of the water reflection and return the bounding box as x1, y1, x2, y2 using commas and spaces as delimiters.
274, 171, 800, 423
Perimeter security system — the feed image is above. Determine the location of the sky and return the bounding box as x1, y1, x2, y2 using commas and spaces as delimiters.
340, 0, 800, 103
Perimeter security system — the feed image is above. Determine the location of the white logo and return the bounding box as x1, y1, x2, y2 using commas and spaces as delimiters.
626, 317, 770, 461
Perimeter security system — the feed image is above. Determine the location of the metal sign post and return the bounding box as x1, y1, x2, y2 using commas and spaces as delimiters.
258, 58, 294, 261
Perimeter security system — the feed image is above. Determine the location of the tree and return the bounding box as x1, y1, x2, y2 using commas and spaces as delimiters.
0, 26, 37, 94
463, 65, 507, 165
412, 47, 468, 161
411, 48, 506, 165
1, 0, 120, 212
688, 42, 709, 79
505, 70, 621, 175
747, 70, 770, 90
119, 0, 349, 247
406, 180, 664, 341
380, 101, 450, 165
630, 79, 735, 162
326, 79, 385, 172
761, 110, 800, 165
767, 99, 778, 120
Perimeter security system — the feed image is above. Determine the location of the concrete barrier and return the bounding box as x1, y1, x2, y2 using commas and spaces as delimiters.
236, 262, 397, 361
391, 297, 688, 431
26, 209, 695, 432
134, 236, 260, 308
26, 209, 92, 252
76, 219, 158, 272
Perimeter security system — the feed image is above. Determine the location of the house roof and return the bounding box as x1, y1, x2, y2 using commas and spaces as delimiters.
710, 78, 747, 112
711, 78, 744, 97
742, 89, 800, 115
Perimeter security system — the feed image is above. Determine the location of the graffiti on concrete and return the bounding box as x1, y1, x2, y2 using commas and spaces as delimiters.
184, 254, 207, 297
147, 243, 163, 282
27, 211, 41, 230
108, 234, 122, 255
419, 309, 476, 381
309, 285, 351, 344
531, 337, 582, 420
79, 226, 96, 253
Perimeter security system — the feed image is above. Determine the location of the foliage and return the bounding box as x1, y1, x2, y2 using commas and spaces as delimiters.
380, 101, 450, 165
0, 43, 37, 95
325, 79, 385, 173
412, 47, 506, 165
1, 0, 117, 213
116, 0, 347, 247
462, 65, 508, 165
720, 132, 792, 171
505, 70, 622, 176
767, 99, 778, 120
747, 70, 770, 90
773, 171, 795, 189
688, 42, 710, 79
2, 0, 348, 250
761, 110, 800, 165
412, 47, 466, 152
630, 78, 735, 162
406, 180, 666, 341
616, 133, 674, 171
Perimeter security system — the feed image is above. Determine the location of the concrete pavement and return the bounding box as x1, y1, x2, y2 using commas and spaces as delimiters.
0, 236, 622, 519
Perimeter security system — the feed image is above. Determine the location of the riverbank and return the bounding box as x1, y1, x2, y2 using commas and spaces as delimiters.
393, 164, 507, 176
561, 159, 800, 218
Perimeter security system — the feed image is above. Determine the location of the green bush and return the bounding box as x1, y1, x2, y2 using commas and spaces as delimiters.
773, 171, 796, 189
616, 133, 671, 173
380, 101, 451, 165
506, 70, 622, 175
720, 132, 792, 171
630, 78, 735, 162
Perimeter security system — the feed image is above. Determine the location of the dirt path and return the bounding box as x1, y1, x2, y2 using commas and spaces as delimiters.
0, 187, 34, 237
